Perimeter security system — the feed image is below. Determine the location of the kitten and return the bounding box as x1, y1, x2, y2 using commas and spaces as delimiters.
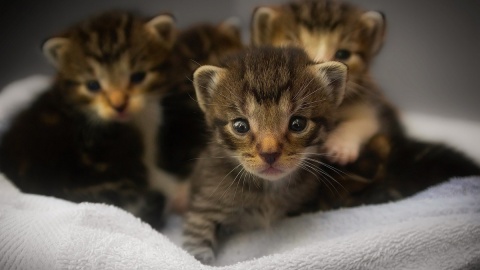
250, 0, 480, 205
0, 11, 177, 228
159, 19, 244, 177
251, 0, 404, 165
183, 47, 348, 264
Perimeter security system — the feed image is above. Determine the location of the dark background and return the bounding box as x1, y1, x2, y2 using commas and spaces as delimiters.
0, 0, 479, 121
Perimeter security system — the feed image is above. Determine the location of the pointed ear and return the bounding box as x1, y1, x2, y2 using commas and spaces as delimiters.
250, 6, 279, 46
193, 65, 227, 113
42, 37, 70, 68
310, 61, 348, 106
360, 11, 386, 55
146, 14, 176, 49
218, 17, 242, 40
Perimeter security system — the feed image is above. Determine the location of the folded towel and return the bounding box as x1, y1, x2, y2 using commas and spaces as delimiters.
1, 174, 479, 270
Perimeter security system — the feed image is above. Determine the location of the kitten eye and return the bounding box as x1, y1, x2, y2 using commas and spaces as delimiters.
334, 49, 351, 61
130, 72, 146, 84
289, 116, 307, 132
86, 80, 101, 92
232, 119, 250, 134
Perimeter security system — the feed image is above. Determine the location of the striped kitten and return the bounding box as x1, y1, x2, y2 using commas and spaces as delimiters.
251, 0, 480, 205
0, 11, 177, 228
251, 0, 404, 165
183, 47, 348, 264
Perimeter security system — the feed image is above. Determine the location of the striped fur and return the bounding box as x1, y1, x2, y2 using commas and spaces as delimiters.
183, 47, 348, 264
0, 11, 177, 229
251, 0, 403, 165
250, 0, 480, 209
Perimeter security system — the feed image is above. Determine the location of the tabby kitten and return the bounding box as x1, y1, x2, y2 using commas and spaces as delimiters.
0, 11, 177, 228
159, 19, 244, 177
251, 0, 480, 205
183, 47, 348, 264
251, 0, 403, 165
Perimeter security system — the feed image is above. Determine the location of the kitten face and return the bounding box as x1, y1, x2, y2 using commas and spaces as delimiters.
194, 47, 347, 181
251, 0, 385, 77
42, 11, 176, 122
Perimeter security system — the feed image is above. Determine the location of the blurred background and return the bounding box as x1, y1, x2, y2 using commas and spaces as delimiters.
0, 0, 479, 121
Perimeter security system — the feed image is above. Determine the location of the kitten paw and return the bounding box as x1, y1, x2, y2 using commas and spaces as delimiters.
323, 136, 360, 165
190, 247, 215, 265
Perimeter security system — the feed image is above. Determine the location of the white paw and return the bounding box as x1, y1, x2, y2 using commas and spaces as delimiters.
323, 135, 360, 165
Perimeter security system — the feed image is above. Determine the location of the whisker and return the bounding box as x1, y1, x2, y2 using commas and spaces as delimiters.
209, 163, 242, 199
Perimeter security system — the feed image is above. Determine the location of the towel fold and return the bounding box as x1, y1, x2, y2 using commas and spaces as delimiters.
1, 174, 479, 270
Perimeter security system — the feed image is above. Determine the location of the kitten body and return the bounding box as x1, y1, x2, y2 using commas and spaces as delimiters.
183, 47, 348, 263
0, 11, 177, 228
251, 0, 404, 165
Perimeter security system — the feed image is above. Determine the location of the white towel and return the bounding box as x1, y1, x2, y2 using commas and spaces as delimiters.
1, 174, 479, 270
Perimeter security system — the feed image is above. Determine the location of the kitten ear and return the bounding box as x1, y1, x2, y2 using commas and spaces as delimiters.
193, 65, 227, 113
146, 14, 176, 48
250, 6, 279, 46
218, 17, 242, 40
42, 37, 70, 68
311, 61, 348, 106
360, 11, 386, 55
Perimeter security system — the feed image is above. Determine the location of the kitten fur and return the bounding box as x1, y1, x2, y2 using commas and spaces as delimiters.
251, 0, 480, 205
251, 0, 403, 165
183, 47, 348, 264
0, 11, 177, 228
159, 19, 244, 177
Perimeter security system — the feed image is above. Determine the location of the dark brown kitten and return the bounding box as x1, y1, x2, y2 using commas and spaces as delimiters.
183, 47, 348, 264
0, 11, 177, 228
159, 19, 244, 177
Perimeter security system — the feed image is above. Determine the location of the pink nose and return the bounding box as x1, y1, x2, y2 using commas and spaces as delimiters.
260, 152, 281, 165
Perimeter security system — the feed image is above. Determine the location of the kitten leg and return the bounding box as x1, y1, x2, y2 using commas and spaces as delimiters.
324, 103, 379, 165
132, 98, 180, 197
183, 195, 231, 264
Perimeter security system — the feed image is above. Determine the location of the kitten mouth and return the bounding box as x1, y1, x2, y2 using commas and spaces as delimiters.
113, 111, 131, 122
260, 166, 284, 176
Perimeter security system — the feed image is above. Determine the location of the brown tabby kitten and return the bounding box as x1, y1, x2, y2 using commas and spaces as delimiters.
251, 0, 403, 165
250, 0, 480, 205
183, 47, 348, 264
0, 11, 177, 228
159, 19, 244, 177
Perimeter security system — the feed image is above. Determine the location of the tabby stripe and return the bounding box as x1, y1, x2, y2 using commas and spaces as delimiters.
183, 239, 214, 250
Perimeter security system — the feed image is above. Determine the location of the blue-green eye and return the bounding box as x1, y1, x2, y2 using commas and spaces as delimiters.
130, 72, 146, 84
86, 80, 101, 92
334, 49, 351, 61
232, 119, 250, 134
289, 116, 307, 132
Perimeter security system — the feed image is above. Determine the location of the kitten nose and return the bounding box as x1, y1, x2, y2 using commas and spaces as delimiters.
108, 91, 129, 113
113, 102, 128, 113
260, 152, 281, 165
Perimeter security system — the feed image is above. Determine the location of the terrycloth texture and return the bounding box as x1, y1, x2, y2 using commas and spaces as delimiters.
1, 174, 479, 270
1, 76, 480, 269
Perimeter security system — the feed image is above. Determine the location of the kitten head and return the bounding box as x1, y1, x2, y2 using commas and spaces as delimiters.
194, 47, 347, 181
42, 11, 176, 122
251, 0, 385, 77
174, 18, 244, 73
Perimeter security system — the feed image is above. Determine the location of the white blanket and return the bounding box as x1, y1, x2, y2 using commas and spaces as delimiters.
1, 174, 479, 269
1, 76, 480, 269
